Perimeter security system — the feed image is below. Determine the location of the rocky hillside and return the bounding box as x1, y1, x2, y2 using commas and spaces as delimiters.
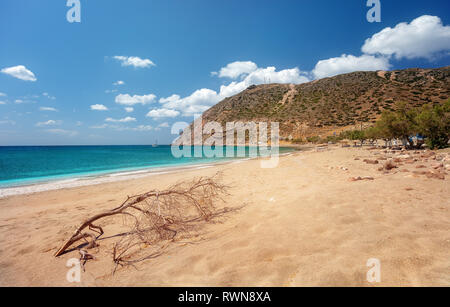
202, 66, 450, 140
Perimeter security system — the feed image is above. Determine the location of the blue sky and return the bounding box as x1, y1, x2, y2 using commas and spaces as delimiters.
0, 0, 449, 145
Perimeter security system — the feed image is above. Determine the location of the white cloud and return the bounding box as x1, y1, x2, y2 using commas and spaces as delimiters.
160, 89, 221, 116
160, 64, 309, 116
132, 125, 153, 131
312, 54, 391, 79
90, 123, 153, 132
212, 61, 258, 79
36, 120, 61, 127
113, 80, 125, 86
244, 66, 309, 85
105, 89, 118, 94
39, 107, 58, 112
146, 108, 180, 119
124, 107, 134, 113
1, 65, 37, 81
105, 116, 136, 123
0, 92, 6, 97
115, 93, 156, 106
113, 56, 155, 68
0, 101, 6, 105
362, 15, 450, 60
91, 124, 110, 129
13, 98, 36, 104
158, 122, 170, 128
42, 92, 56, 100
90, 104, 109, 111
45, 129, 78, 137
0, 120, 15, 125
159, 94, 181, 104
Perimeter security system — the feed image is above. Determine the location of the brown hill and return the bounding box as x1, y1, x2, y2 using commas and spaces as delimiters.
201, 66, 450, 140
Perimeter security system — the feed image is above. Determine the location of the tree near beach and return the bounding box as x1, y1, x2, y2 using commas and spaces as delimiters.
363, 126, 380, 145
374, 102, 418, 147
340, 130, 367, 147
373, 99, 449, 149
337, 99, 449, 149
415, 99, 450, 149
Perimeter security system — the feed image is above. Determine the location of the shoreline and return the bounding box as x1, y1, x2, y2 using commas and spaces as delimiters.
0, 159, 235, 199
0, 150, 301, 199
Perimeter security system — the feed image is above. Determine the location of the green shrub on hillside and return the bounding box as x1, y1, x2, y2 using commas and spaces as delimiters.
306, 136, 321, 143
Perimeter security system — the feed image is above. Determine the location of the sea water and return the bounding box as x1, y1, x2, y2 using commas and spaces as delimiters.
0, 145, 294, 188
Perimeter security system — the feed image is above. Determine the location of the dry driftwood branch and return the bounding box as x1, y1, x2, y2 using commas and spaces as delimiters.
79, 250, 95, 272
54, 174, 228, 268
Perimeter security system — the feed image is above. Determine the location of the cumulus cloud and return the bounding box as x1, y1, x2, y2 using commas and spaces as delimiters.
244, 66, 308, 84
312, 54, 391, 79
90, 104, 109, 111
115, 94, 156, 106
1, 65, 37, 81
113, 80, 125, 86
160, 89, 221, 116
159, 94, 181, 104
36, 120, 61, 127
113, 56, 155, 68
105, 117, 136, 123
39, 107, 58, 112
0, 101, 6, 105
124, 107, 134, 113
212, 61, 258, 79
158, 122, 170, 128
160, 64, 310, 116
362, 15, 450, 59
146, 108, 180, 119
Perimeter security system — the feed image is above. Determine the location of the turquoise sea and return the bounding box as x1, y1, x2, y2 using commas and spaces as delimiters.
0, 145, 294, 188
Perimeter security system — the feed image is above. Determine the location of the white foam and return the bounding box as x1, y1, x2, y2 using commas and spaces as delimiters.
0, 150, 298, 198
0, 163, 220, 198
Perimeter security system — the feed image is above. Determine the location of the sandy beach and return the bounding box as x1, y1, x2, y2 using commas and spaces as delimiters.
0, 146, 449, 287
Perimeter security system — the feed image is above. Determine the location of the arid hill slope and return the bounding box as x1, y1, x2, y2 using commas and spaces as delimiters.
202, 66, 450, 140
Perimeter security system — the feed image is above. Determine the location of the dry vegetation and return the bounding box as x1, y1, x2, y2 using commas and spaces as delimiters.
54, 174, 230, 272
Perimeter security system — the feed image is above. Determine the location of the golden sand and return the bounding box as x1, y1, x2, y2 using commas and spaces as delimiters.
0, 146, 448, 286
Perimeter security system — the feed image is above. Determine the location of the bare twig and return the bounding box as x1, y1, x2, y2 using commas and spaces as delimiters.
54, 174, 228, 270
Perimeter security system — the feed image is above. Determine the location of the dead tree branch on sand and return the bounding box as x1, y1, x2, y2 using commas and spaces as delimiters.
54, 174, 228, 270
